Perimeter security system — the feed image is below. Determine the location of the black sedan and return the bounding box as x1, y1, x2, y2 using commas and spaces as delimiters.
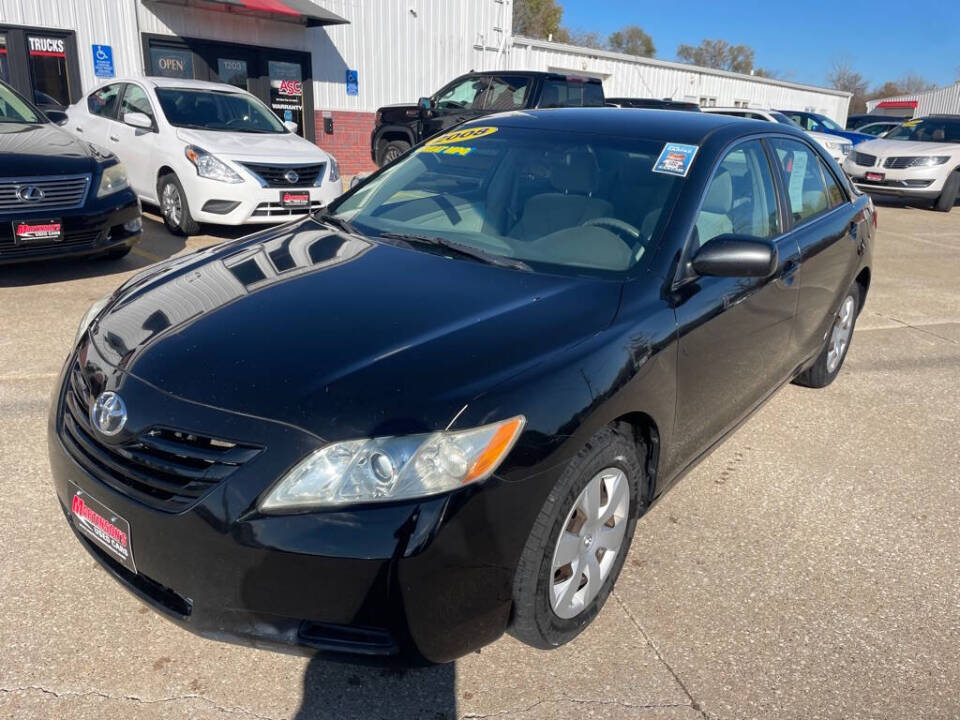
49, 108, 873, 664
0, 80, 141, 264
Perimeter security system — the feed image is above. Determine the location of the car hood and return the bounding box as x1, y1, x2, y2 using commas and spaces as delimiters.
377, 104, 420, 124
88, 218, 622, 440
0, 122, 96, 177
854, 138, 960, 157
807, 131, 847, 146
175, 128, 330, 163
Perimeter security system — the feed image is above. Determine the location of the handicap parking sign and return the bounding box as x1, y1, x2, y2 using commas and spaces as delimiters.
92, 45, 115, 78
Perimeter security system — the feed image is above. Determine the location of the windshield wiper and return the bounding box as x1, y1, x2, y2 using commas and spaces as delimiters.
379, 232, 531, 271
316, 213, 359, 235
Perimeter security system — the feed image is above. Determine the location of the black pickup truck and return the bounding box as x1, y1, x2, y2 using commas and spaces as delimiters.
371, 71, 605, 166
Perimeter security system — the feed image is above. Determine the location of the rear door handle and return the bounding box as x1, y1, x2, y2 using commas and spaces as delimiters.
75, 127, 83, 133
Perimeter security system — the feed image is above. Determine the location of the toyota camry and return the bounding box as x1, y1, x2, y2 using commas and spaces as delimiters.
49, 109, 874, 664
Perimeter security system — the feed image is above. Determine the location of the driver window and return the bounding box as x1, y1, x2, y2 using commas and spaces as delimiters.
434, 77, 488, 113
119, 84, 155, 126
694, 141, 780, 247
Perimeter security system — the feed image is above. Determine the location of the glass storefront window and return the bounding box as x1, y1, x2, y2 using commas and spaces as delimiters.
268, 60, 303, 135
0, 34, 9, 84
217, 58, 249, 89
150, 47, 194, 79
27, 35, 70, 106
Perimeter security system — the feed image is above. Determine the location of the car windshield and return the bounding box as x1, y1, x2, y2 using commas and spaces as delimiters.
814, 114, 843, 132
329, 125, 685, 278
770, 111, 800, 127
0, 83, 43, 124
884, 117, 960, 144
154, 88, 286, 133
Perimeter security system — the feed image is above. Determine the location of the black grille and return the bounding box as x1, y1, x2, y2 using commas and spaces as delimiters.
0, 228, 103, 258
0, 174, 90, 211
852, 152, 876, 167
883, 156, 922, 169
251, 200, 324, 217
60, 362, 262, 513
241, 163, 325, 188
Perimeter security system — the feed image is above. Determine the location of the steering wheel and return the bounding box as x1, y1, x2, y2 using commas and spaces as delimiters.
583, 217, 642, 240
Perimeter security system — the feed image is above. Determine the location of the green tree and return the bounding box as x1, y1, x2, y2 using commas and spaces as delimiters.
513, 0, 565, 40
676, 38, 756, 74
608, 25, 656, 57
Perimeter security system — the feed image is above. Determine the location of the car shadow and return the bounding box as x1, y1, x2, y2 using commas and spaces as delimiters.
870, 195, 958, 211
293, 654, 456, 719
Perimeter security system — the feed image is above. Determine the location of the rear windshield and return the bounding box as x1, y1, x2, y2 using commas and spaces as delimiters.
884, 117, 960, 144
155, 88, 285, 133
540, 80, 605, 108
331, 125, 684, 278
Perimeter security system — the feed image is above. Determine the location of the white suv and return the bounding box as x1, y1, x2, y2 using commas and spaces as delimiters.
843, 116, 960, 212
702, 107, 852, 164
65, 77, 344, 235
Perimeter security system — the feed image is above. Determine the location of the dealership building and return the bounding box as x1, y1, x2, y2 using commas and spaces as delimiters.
0, 0, 850, 174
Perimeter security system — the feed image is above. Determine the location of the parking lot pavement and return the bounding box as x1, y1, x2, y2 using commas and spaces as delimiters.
1, 206, 958, 719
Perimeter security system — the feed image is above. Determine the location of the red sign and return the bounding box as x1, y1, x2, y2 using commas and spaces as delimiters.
15, 221, 62, 242
278, 80, 302, 97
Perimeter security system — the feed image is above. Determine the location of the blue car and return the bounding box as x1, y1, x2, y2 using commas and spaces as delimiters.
777, 110, 874, 145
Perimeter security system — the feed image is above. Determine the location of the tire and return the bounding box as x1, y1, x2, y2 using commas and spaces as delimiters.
510, 426, 645, 649
379, 140, 410, 166
933, 171, 960, 212
158, 174, 199, 236
793, 285, 860, 388
101, 244, 132, 260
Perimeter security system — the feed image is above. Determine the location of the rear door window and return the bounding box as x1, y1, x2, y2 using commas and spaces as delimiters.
819, 159, 847, 208
769, 138, 830, 224
482, 75, 531, 111
540, 80, 605, 108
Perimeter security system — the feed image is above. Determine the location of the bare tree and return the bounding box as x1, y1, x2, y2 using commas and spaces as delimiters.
608, 25, 656, 57
676, 39, 757, 75
827, 58, 869, 113
513, 0, 564, 40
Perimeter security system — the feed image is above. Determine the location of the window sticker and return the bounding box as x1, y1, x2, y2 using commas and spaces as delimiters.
652, 143, 699, 177
787, 149, 808, 210
426, 126, 498, 146
901, 119, 921, 127
418, 145, 474, 156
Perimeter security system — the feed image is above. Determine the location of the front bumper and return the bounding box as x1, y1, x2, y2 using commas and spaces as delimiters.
0, 189, 140, 265
184, 175, 344, 226
47, 347, 550, 663
842, 159, 949, 198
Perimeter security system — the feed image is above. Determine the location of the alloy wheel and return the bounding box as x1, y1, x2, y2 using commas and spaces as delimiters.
549, 467, 630, 620
161, 183, 182, 227
827, 295, 856, 373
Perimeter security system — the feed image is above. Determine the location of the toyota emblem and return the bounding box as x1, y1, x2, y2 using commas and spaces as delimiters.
283, 170, 300, 184
16, 185, 46, 202
90, 392, 128, 437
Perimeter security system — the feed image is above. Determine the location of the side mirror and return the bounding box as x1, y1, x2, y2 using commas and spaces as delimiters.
349, 173, 367, 189
283, 120, 299, 133
123, 111, 153, 130
45, 109, 69, 126
418, 96, 434, 114
691, 235, 778, 278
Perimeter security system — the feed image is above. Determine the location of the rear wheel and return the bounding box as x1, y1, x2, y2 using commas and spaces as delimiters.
793, 285, 859, 388
158, 174, 199, 236
510, 426, 644, 649
379, 140, 410, 166
933, 171, 959, 212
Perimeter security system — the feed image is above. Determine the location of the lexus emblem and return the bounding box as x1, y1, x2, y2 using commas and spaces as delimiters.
283, 169, 300, 184
16, 185, 46, 202
90, 392, 127, 437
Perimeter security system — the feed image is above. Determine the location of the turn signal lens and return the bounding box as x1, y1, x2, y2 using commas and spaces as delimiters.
465, 416, 524, 483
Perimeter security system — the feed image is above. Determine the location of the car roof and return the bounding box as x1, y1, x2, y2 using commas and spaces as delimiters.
469, 107, 806, 144
134, 76, 246, 93
703, 107, 773, 113
459, 70, 602, 83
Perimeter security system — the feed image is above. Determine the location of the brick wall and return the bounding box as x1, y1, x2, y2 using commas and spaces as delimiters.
313, 110, 378, 176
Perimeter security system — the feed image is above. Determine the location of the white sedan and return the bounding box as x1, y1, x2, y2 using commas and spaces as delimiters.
65, 77, 343, 235
702, 107, 852, 164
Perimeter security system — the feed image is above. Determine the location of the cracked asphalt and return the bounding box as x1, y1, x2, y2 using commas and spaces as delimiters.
1, 204, 958, 719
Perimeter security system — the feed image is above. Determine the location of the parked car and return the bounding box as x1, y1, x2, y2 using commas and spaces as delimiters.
843, 114, 960, 211
606, 97, 700, 111
857, 120, 901, 137
0, 79, 141, 265
52, 109, 873, 664
702, 107, 852, 164
845, 113, 887, 130
778, 110, 874, 145
371, 71, 605, 166
65, 77, 344, 236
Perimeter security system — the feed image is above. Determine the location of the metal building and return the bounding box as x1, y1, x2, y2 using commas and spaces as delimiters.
865, 82, 960, 118
510, 37, 851, 124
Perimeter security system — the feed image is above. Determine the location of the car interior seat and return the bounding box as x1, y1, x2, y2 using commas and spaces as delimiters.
508, 150, 613, 241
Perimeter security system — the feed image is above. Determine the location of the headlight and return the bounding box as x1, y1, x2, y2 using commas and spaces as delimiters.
909, 156, 950, 167
323, 156, 340, 184
184, 145, 243, 183
96, 163, 130, 197
74, 293, 112, 345
260, 416, 525, 511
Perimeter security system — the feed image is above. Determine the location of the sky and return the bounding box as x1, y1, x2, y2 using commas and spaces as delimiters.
558, 0, 960, 90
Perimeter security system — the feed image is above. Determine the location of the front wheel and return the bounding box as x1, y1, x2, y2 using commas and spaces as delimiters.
379, 140, 410, 166
793, 286, 859, 388
510, 426, 644, 649
158, 174, 199, 236
933, 171, 959, 212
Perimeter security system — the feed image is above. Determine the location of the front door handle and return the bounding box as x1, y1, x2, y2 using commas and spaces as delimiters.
75, 127, 83, 133
777, 260, 800, 285
108, 134, 119, 142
